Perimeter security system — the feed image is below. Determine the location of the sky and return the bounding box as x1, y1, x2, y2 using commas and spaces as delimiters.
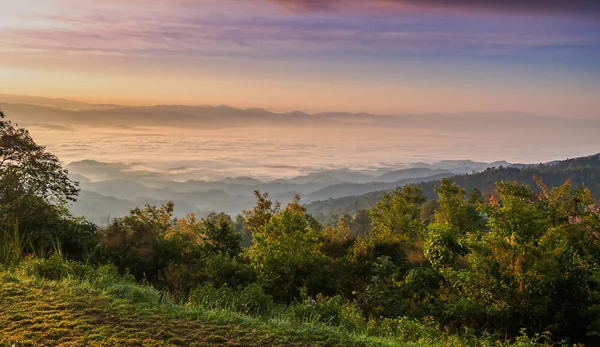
0, 0, 599, 117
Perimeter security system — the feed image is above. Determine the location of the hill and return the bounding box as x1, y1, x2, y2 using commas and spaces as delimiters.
65, 158, 511, 223
3, 97, 600, 133
376, 168, 453, 183
304, 173, 452, 202
306, 153, 600, 219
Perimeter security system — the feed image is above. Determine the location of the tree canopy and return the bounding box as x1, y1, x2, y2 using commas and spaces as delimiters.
0, 110, 79, 205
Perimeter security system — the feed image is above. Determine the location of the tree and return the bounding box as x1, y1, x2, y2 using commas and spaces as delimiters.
369, 185, 426, 243
0, 110, 79, 205
433, 178, 472, 231
0, 111, 92, 258
201, 214, 242, 257
245, 193, 327, 301
101, 202, 177, 279
423, 179, 472, 270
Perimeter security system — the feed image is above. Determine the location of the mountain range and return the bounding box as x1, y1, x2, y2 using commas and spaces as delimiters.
306, 153, 600, 222
66, 158, 520, 224
3, 94, 599, 133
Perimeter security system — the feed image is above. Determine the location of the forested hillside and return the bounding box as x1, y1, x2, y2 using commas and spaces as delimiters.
307, 153, 600, 221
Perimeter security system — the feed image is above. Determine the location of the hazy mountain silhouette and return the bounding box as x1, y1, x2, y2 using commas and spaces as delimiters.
66, 157, 516, 224
376, 168, 453, 183
3, 97, 598, 132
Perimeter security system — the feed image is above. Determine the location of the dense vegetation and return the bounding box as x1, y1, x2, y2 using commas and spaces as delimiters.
307, 154, 600, 223
2, 110, 600, 346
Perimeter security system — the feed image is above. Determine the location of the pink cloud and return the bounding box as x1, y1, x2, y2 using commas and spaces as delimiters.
262, 0, 600, 17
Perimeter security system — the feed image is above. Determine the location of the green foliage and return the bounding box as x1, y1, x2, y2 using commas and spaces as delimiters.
19, 253, 128, 288
201, 213, 242, 257
356, 256, 441, 319
288, 293, 365, 329
424, 179, 600, 342
97, 202, 176, 280
188, 282, 276, 316
0, 220, 27, 267
96, 203, 249, 300
423, 222, 466, 270
246, 192, 330, 301
0, 110, 79, 205
433, 178, 483, 232
369, 185, 426, 243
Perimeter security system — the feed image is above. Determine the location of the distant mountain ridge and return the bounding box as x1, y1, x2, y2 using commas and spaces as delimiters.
3, 95, 599, 132
305, 153, 600, 221
66, 158, 518, 224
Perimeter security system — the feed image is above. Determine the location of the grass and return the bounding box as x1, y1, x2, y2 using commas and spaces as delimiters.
0, 270, 400, 347
0, 263, 547, 347
0, 221, 28, 267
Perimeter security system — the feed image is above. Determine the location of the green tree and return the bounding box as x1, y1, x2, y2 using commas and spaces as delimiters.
0, 110, 79, 205
245, 193, 327, 301
369, 185, 426, 243
0, 111, 93, 259
201, 214, 242, 257
100, 202, 177, 279
433, 178, 473, 231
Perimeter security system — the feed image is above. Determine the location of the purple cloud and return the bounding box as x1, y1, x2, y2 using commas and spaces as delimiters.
264, 0, 600, 16
2, 1, 596, 60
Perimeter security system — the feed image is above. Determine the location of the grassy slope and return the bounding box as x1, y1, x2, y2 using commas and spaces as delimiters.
0, 272, 397, 347
0, 268, 543, 347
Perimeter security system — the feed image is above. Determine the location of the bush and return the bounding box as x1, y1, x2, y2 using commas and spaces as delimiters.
22, 253, 75, 280
156, 253, 256, 301
188, 283, 276, 316
287, 293, 365, 330
20, 254, 127, 287
356, 257, 441, 319
367, 316, 439, 341
0, 196, 97, 261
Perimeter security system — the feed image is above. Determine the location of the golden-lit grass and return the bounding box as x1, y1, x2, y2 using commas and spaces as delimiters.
0, 269, 544, 347
0, 274, 354, 347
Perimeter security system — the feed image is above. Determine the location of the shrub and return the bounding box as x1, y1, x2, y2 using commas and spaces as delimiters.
287, 293, 365, 330
22, 253, 74, 280
188, 283, 276, 316
0, 197, 97, 262
368, 316, 439, 341
19, 253, 126, 287
356, 257, 441, 319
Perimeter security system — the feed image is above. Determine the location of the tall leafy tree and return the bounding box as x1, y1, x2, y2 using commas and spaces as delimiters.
246, 193, 325, 300
201, 214, 242, 257
423, 179, 470, 270
369, 185, 426, 243
0, 110, 79, 205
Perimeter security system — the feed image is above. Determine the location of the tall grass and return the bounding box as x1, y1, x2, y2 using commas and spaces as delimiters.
0, 220, 28, 267
0, 219, 63, 268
